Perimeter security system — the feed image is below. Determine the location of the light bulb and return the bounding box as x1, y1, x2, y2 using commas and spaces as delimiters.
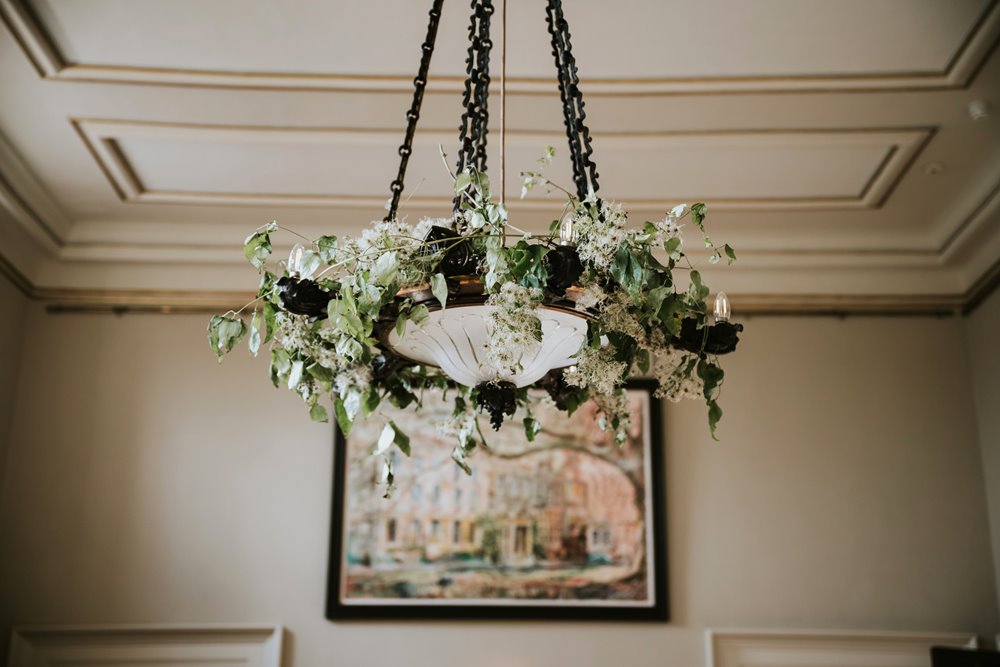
714, 292, 731, 323
288, 243, 305, 277
559, 217, 576, 246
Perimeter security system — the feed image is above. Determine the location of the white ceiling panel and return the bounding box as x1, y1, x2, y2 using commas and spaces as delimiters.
28, 0, 989, 77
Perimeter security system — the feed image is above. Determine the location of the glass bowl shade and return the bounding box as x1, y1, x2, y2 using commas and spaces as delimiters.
385, 304, 589, 388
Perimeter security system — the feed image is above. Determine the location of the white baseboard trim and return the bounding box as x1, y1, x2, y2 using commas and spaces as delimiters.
707, 628, 978, 667
7, 624, 283, 667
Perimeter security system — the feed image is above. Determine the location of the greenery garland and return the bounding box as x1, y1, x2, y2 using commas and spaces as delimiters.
208, 148, 740, 493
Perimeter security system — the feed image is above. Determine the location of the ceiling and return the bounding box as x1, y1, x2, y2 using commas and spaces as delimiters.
1, 0, 999, 312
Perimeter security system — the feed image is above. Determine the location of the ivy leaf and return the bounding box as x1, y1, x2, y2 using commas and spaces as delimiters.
316, 235, 338, 263
454, 171, 473, 194
243, 221, 277, 271
636, 348, 651, 374
431, 273, 448, 310
707, 399, 722, 441
523, 417, 541, 442
362, 388, 381, 416
248, 311, 261, 357
375, 424, 395, 455
451, 447, 473, 475
207, 315, 247, 361
389, 420, 411, 456
394, 312, 408, 338
299, 250, 322, 279
690, 203, 707, 231
665, 236, 682, 260
724, 244, 737, 264
287, 360, 304, 390
373, 251, 399, 286
263, 301, 277, 344
309, 404, 328, 423
698, 359, 725, 401
333, 396, 352, 436
410, 304, 430, 325
381, 457, 395, 499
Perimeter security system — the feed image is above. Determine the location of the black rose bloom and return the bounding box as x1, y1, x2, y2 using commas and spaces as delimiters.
421, 225, 481, 277
277, 277, 333, 321
672, 317, 743, 355
545, 245, 584, 296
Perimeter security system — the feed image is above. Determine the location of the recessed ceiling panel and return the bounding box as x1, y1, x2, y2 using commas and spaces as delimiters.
72, 119, 932, 211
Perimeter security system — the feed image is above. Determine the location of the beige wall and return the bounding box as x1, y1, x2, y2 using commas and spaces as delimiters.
0, 306, 996, 667
966, 287, 1000, 612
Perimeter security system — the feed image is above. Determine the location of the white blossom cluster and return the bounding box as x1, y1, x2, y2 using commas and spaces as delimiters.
599, 291, 646, 341
564, 345, 628, 397
334, 363, 372, 420
274, 312, 311, 351
567, 198, 629, 270
593, 389, 631, 445
652, 204, 686, 247
574, 280, 606, 310
485, 282, 544, 377
439, 402, 478, 447
652, 348, 704, 402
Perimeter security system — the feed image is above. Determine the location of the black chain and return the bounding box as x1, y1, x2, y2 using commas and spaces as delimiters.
386, 0, 601, 219
545, 0, 599, 201
384, 0, 445, 222
453, 0, 494, 209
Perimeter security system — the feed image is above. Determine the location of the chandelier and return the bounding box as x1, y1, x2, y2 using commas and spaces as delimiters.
208, 0, 742, 480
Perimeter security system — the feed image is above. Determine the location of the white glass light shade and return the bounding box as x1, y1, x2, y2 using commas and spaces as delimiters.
386, 304, 589, 388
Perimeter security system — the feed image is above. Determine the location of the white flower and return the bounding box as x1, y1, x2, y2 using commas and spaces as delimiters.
275, 312, 311, 351
485, 283, 544, 377
652, 348, 703, 402
439, 402, 478, 447
570, 199, 629, 271
575, 282, 606, 310
599, 291, 645, 341
564, 345, 627, 397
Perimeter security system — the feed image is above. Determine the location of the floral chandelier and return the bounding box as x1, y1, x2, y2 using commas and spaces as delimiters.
208, 0, 742, 485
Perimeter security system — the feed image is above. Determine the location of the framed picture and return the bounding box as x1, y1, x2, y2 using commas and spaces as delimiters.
326, 379, 667, 621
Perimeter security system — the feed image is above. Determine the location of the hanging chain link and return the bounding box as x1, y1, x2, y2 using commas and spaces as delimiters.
384, 0, 445, 222
452, 0, 495, 210
386, 0, 600, 219
546, 0, 600, 201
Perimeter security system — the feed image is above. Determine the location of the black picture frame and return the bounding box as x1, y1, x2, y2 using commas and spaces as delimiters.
326, 379, 668, 621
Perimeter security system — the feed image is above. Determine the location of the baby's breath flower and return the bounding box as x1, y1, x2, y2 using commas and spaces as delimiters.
564, 345, 627, 397
485, 283, 544, 377
652, 348, 703, 402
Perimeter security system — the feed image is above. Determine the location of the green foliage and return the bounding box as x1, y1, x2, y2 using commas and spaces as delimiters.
247, 311, 261, 357
211, 157, 741, 478
207, 315, 246, 361
243, 221, 277, 271
309, 403, 328, 423
431, 273, 449, 310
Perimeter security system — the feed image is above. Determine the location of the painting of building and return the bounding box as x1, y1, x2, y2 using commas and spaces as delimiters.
331, 386, 662, 612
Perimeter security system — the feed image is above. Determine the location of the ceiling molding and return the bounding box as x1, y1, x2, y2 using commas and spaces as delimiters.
3, 0, 998, 95
70, 118, 935, 212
